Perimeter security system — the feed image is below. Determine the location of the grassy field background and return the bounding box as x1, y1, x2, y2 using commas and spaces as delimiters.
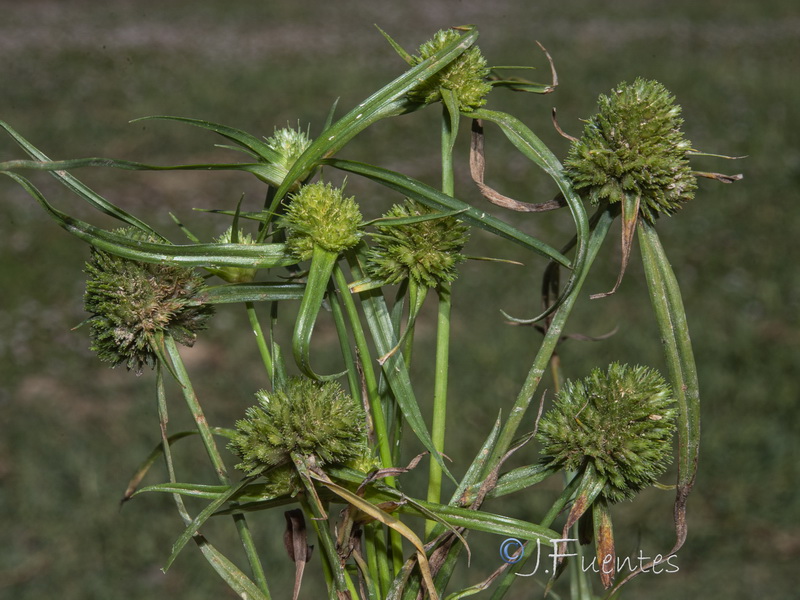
1, 1, 797, 598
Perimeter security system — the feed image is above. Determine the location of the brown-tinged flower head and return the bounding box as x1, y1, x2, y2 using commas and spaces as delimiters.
83, 228, 213, 373
564, 78, 697, 223
537, 363, 677, 503
281, 181, 364, 261
408, 29, 493, 111
229, 377, 370, 476
367, 199, 469, 288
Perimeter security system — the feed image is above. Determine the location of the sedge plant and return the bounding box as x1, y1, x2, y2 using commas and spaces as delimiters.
1, 25, 741, 600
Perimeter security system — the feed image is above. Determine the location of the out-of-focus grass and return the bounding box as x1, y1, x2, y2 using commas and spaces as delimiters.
1, 1, 797, 598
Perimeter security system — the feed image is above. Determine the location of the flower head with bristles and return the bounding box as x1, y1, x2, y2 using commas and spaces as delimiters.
282, 182, 364, 261
408, 29, 493, 111
83, 229, 213, 374
537, 363, 677, 503
367, 200, 469, 288
229, 377, 369, 476
265, 125, 312, 170
208, 226, 258, 283
564, 78, 697, 223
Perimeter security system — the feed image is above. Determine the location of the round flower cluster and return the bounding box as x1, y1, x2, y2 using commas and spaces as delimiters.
537, 363, 677, 503
229, 377, 369, 476
408, 29, 493, 112
564, 78, 697, 223
368, 200, 469, 288
282, 181, 363, 261
209, 226, 259, 283
265, 125, 312, 170
83, 229, 213, 373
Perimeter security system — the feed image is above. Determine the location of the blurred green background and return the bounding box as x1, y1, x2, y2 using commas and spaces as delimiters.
1, 0, 797, 598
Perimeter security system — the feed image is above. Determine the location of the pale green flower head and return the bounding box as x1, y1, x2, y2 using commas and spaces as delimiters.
265, 125, 312, 170
208, 226, 259, 283
282, 181, 364, 261
408, 29, 493, 111
564, 78, 697, 223
538, 363, 677, 503
229, 377, 369, 475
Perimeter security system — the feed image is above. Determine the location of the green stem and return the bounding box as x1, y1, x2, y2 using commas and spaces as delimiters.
164, 336, 228, 480
487, 208, 615, 470
328, 275, 361, 402
155, 366, 271, 599
367, 521, 392, 599
298, 494, 337, 599
403, 281, 422, 369
426, 283, 452, 538
332, 264, 394, 476
488, 472, 583, 600
332, 263, 406, 576
424, 100, 457, 537
155, 365, 193, 525
245, 301, 274, 380
294, 454, 358, 599
293, 245, 341, 380
163, 336, 270, 597
441, 103, 456, 196
393, 285, 410, 467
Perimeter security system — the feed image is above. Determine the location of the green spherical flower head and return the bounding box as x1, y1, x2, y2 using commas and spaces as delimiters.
409, 29, 493, 111
265, 125, 312, 170
83, 229, 213, 374
282, 182, 364, 261
367, 200, 469, 288
564, 78, 697, 223
537, 363, 677, 503
229, 377, 369, 476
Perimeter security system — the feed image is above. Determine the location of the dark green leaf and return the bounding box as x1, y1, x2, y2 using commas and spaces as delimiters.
327, 159, 571, 267
198, 282, 305, 305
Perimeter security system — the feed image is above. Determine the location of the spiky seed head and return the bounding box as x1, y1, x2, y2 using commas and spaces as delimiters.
537, 363, 677, 503
408, 29, 493, 111
564, 78, 697, 223
282, 182, 364, 261
229, 377, 369, 476
265, 125, 312, 170
83, 229, 213, 374
367, 200, 469, 288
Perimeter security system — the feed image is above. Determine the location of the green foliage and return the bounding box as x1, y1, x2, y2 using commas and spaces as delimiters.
208, 226, 259, 283
367, 199, 469, 288
564, 78, 697, 222
0, 16, 747, 600
83, 228, 213, 373
538, 363, 677, 503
